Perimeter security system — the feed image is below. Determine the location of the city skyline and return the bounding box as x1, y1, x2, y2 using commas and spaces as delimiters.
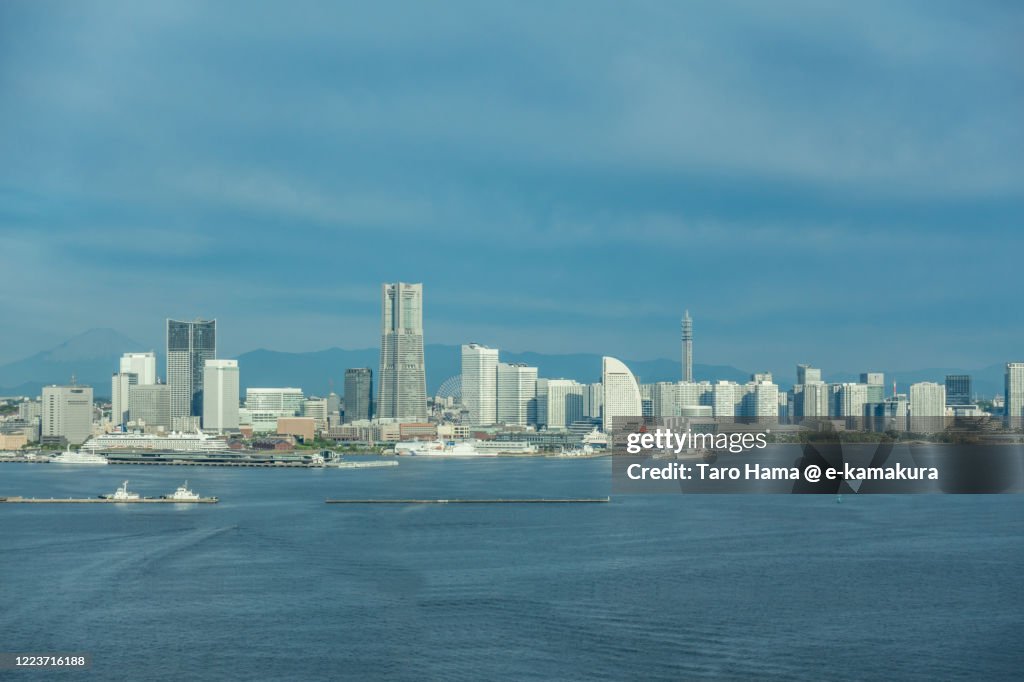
1, 3, 1022, 370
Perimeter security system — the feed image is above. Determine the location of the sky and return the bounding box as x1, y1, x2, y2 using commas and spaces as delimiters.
1, 0, 1022, 373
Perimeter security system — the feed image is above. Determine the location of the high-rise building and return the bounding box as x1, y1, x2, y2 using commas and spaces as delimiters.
203, 359, 239, 433
1006, 363, 1024, 423
111, 372, 138, 428
41, 384, 93, 445
651, 382, 680, 417
546, 379, 585, 429
860, 372, 885, 404
681, 310, 693, 382
120, 352, 157, 385
602, 357, 642, 430
377, 283, 427, 420
838, 383, 869, 418
129, 384, 171, 430
497, 362, 538, 426
583, 382, 603, 421
167, 319, 216, 421
344, 368, 373, 423
945, 374, 972, 407
461, 343, 499, 426
795, 381, 829, 418
797, 364, 822, 385
909, 382, 946, 433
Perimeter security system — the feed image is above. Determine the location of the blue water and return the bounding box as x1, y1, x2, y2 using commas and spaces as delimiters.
1, 459, 1021, 680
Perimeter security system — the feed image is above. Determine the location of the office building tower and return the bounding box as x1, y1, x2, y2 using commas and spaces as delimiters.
378, 283, 427, 420
681, 310, 693, 382
120, 352, 157, 385
796, 381, 829, 418
327, 391, 342, 416
797, 364, 822, 385
41, 383, 93, 445
602, 357, 642, 430
203, 359, 239, 433
111, 372, 138, 428
748, 379, 779, 418
652, 382, 680, 417
945, 375, 972, 407
546, 379, 585, 429
711, 381, 737, 418
497, 362, 538, 427
838, 383, 869, 418
461, 344, 499, 426
858, 372, 885, 404
1006, 363, 1024, 422
909, 382, 946, 433
583, 382, 603, 421
343, 368, 373, 423
129, 383, 171, 430
167, 319, 216, 421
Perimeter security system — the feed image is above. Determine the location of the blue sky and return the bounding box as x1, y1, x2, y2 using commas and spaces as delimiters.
1, 1, 1021, 372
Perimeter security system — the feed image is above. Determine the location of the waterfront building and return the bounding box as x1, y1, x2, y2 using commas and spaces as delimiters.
945, 374, 972, 407
497, 362, 538, 427
167, 319, 216, 421
909, 382, 947, 433
343, 368, 373, 423
602, 357, 642, 430
203, 359, 239, 433
546, 379, 585, 429
461, 343, 499, 426
377, 282, 427, 420
245, 387, 304, 433
128, 383, 171, 430
42, 383, 94, 445
111, 371, 138, 428
583, 382, 603, 421
301, 397, 329, 431
1006, 363, 1024, 423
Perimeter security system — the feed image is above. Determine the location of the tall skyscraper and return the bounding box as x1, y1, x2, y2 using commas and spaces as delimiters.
497, 362, 538, 426
344, 368, 373, 423
111, 371, 138, 428
945, 374, 972, 406
203, 359, 239, 433
681, 310, 693, 382
167, 319, 216, 421
797, 364, 822, 385
42, 383, 93, 445
1006, 363, 1024, 422
377, 283, 427, 420
462, 343, 499, 426
120, 352, 157, 385
602, 356, 642, 430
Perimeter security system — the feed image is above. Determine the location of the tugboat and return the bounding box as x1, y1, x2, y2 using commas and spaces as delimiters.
100, 481, 141, 500
161, 481, 213, 501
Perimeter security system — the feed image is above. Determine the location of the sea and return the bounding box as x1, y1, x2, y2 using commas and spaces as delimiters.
1, 457, 1021, 680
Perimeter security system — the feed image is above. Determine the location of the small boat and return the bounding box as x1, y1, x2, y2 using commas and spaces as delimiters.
100, 481, 141, 500
161, 481, 212, 501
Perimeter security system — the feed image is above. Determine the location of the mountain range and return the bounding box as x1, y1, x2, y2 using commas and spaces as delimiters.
0, 328, 1009, 400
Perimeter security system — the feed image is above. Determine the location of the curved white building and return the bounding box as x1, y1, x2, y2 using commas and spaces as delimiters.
602, 356, 642, 430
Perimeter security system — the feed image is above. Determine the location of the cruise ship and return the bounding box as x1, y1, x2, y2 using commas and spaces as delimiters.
49, 448, 109, 465
82, 430, 230, 454
394, 440, 496, 457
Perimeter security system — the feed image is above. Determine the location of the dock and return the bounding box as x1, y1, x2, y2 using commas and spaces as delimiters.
326, 497, 610, 504
0, 497, 218, 504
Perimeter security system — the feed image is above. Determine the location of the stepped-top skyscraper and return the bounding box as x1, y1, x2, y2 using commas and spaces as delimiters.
681, 310, 693, 382
377, 283, 427, 420
167, 319, 216, 421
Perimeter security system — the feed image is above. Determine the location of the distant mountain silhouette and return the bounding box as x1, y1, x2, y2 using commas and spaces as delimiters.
0, 330, 1009, 401
0, 328, 151, 396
